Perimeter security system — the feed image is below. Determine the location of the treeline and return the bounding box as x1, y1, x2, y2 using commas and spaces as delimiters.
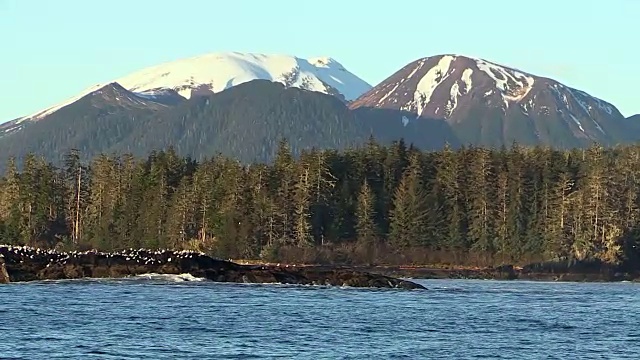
1, 139, 640, 268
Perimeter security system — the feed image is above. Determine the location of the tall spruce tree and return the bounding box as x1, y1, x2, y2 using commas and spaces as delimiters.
389, 152, 428, 249
355, 179, 378, 248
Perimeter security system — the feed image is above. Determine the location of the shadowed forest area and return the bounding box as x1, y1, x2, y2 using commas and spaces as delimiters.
1, 138, 640, 270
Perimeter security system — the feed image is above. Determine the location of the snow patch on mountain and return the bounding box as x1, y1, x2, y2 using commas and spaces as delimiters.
377, 61, 427, 106
378, 82, 403, 105
566, 87, 592, 116
551, 83, 616, 124
135, 88, 178, 100
475, 58, 534, 108
574, 89, 614, 115
308, 56, 336, 68
461, 68, 473, 94
446, 81, 461, 117
414, 55, 455, 116
592, 118, 605, 134
569, 113, 585, 132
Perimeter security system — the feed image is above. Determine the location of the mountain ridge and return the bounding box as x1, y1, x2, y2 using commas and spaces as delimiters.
0, 82, 184, 165
349, 54, 632, 148
1, 52, 638, 170
0, 80, 455, 169
14, 52, 372, 124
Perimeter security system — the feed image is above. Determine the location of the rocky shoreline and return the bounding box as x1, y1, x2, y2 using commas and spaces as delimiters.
0, 246, 425, 289
3, 245, 633, 287
229, 259, 638, 283
355, 262, 639, 282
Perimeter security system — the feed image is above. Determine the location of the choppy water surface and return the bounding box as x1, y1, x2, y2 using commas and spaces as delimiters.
1, 276, 639, 359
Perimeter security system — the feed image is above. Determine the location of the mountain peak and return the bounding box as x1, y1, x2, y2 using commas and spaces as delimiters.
308, 56, 340, 68
85, 82, 184, 109
354, 54, 537, 115
16, 52, 371, 123
115, 52, 370, 101
350, 54, 628, 148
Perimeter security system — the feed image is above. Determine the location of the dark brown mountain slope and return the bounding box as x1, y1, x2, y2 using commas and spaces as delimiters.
350, 55, 635, 148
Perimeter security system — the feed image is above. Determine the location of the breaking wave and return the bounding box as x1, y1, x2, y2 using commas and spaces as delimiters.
128, 273, 206, 282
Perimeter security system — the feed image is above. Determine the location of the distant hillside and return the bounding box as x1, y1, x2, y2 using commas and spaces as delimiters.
0, 83, 184, 167
623, 115, 640, 137
0, 80, 456, 169
104, 80, 372, 163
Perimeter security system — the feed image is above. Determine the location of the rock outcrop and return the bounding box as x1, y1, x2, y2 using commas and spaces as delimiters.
0, 246, 425, 290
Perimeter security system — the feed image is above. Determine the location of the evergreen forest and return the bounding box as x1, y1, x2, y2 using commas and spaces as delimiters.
1, 139, 639, 269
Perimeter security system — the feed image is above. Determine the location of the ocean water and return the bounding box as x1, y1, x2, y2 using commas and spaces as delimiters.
1, 276, 639, 359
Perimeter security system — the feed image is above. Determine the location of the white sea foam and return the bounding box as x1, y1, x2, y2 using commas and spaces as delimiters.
131, 273, 206, 282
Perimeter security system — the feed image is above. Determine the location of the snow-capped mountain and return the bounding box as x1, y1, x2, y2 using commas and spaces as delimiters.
16, 52, 371, 124
3, 52, 638, 161
116, 52, 371, 101
350, 55, 632, 147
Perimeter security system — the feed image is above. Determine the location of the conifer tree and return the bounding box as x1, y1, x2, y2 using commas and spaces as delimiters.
389, 152, 428, 249
0, 158, 21, 244
434, 143, 464, 251
355, 179, 378, 248
466, 147, 492, 254
273, 139, 296, 244
293, 165, 313, 248
63, 149, 88, 245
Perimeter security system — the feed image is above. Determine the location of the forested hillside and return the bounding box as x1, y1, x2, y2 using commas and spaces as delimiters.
0, 83, 184, 167
104, 80, 371, 163
1, 140, 639, 268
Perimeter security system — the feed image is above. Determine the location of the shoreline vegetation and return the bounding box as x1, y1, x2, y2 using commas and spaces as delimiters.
238, 263, 640, 283
2, 140, 640, 284
232, 258, 640, 283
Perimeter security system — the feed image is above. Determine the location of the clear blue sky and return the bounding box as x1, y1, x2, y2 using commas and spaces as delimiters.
0, 0, 637, 122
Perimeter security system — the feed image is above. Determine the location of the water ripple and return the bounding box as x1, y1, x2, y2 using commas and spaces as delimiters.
0, 278, 639, 359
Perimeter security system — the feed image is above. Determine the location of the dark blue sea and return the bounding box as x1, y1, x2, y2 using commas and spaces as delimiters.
1, 275, 639, 359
